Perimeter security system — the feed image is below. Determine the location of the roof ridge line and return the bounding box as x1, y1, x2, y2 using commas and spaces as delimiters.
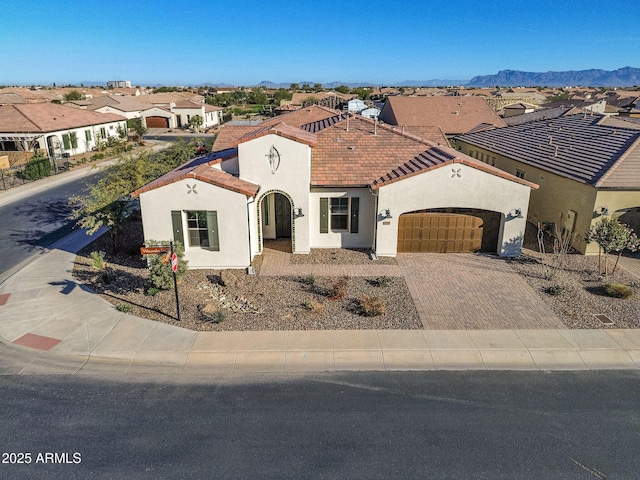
595, 134, 640, 187
13, 104, 43, 132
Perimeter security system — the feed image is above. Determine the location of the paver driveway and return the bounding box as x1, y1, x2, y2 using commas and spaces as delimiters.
396, 253, 566, 330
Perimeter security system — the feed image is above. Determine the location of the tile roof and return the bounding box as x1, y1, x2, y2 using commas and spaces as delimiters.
456, 114, 640, 187
259, 104, 340, 129
308, 114, 533, 188
370, 144, 538, 191
87, 95, 150, 112
232, 122, 317, 147
378, 96, 506, 134
213, 125, 260, 150
131, 148, 259, 198
0, 103, 125, 133
503, 106, 572, 126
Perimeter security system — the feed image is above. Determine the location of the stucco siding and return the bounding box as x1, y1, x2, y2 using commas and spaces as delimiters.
457, 140, 599, 253
309, 187, 376, 249
138, 179, 250, 268
375, 164, 531, 257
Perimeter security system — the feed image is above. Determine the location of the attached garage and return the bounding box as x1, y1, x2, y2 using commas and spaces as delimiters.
145, 116, 170, 128
397, 212, 483, 253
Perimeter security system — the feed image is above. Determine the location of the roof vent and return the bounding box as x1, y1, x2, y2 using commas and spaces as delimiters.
349, 146, 356, 150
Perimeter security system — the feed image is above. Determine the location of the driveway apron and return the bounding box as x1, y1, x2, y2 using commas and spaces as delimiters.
396, 253, 565, 330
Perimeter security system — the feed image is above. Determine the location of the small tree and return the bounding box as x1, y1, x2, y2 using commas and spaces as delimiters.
189, 115, 203, 133
131, 118, 147, 142
586, 217, 635, 275
147, 241, 188, 289
64, 90, 84, 101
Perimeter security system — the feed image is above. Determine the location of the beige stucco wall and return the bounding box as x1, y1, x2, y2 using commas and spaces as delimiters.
309, 187, 376, 249
238, 134, 312, 255
458, 141, 640, 254
375, 163, 532, 257
138, 178, 251, 268
457, 140, 599, 253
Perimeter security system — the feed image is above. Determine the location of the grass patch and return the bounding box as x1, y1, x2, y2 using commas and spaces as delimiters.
604, 283, 633, 299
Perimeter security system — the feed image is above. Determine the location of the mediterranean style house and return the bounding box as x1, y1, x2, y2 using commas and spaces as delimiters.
0, 102, 126, 161
455, 113, 640, 254
132, 106, 537, 269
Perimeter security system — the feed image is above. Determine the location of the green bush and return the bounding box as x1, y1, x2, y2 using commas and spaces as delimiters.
304, 274, 316, 285
372, 276, 392, 288
147, 241, 188, 290
117, 304, 132, 313
21, 156, 51, 180
90, 250, 106, 270
146, 287, 159, 297
604, 283, 633, 299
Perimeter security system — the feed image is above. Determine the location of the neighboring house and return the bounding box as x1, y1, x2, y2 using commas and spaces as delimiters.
455, 114, 640, 255
107, 80, 132, 88
132, 108, 536, 269
0, 103, 126, 160
360, 107, 381, 119
378, 96, 506, 140
89, 95, 177, 129
172, 100, 222, 130
502, 102, 537, 118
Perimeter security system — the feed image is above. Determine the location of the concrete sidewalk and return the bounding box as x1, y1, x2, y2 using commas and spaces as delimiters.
1, 229, 640, 375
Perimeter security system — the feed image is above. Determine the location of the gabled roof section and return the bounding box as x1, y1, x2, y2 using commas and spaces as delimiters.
0, 103, 125, 133
370, 144, 538, 190
232, 122, 317, 147
455, 114, 640, 187
378, 96, 506, 134
131, 148, 259, 198
212, 125, 259, 151
259, 105, 340, 129
88, 95, 149, 112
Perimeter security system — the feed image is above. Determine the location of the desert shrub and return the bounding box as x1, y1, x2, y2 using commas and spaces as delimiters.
372, 276, 392, 288
302, 299, 325, 315
21, 156, 51, 180
117, 304, 132, 313
304, 274, 316, 285
147, 241, 188, 290
359, 295, 386, 316
199, 303, 225, 323
90, 250, 106, 270
146, 287, 159, 297
604, 283, 633, 299
329, 276, 349, 300
544, 285, 563, 296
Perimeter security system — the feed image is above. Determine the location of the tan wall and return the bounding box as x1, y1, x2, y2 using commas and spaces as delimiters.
456, 140, 598, 253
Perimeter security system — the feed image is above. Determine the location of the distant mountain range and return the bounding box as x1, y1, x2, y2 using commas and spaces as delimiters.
466, 67, 640, 87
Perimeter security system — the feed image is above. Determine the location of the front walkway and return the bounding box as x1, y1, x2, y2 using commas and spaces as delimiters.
259, 247, 565, 330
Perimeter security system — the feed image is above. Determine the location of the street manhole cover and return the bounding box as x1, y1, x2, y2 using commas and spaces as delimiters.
594, 314, 614, 325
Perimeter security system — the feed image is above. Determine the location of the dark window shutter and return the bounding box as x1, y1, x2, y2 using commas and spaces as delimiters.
62, 134, 70, 150
206, 211, 220, 251
171, 211, 184, 246
320, 198, 328, 234
350, 197, 359, 234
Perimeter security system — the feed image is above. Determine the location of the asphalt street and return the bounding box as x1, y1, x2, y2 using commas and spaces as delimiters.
1, 371, 639, 479
0, 169, 103, 274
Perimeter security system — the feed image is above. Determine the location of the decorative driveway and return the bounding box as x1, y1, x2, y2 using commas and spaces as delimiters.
396, 253, 566, 330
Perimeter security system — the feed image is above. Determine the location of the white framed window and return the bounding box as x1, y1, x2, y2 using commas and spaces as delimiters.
330, 198, 349, 231
187, 211, 209, 247
516, 169, 526, 179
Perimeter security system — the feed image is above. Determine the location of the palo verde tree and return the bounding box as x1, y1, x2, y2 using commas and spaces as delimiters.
188, 114, 203, 133
586, 217, 640, 275
70, 140, 200, 252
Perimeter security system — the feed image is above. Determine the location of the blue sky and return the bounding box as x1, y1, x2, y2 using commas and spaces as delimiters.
1, 0, 638, 86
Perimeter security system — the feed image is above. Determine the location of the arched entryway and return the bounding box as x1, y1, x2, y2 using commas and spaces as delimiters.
258, 191, 294, 253
397, 208, 501, 253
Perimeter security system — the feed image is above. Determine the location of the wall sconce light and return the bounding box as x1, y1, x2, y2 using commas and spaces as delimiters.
293, 207, 304, 218
600, 207, 609, 216
381, 209, 392, 219
507, 208, 523, 220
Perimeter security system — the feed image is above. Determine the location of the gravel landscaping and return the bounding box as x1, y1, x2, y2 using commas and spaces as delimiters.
72, 216, 421, 331
72, 217, 640, 331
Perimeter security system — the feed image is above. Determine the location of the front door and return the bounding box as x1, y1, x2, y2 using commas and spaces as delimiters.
274, 193, 291, 238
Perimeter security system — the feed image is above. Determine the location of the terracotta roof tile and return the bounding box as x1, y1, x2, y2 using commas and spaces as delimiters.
0, 103, 124, 133
232, 122, 317, 147
131, 149, 257, 197
378, 96, 506, 134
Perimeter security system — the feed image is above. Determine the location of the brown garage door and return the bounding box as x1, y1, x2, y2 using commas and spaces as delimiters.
397, 213, 483, 253
145, 116, 169, 128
